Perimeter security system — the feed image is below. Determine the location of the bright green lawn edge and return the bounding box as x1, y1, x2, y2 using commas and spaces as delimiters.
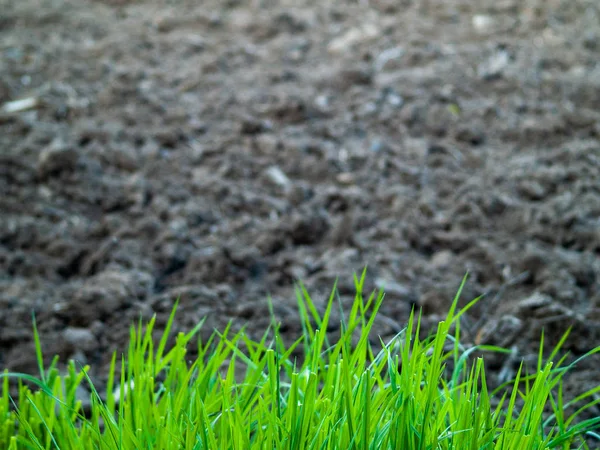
1, 271, 599, 449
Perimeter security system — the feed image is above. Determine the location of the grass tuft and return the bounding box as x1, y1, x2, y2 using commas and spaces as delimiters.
1, 273, 599, 449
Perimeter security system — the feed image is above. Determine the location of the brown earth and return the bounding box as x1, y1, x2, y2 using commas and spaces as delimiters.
1, 0, 599, 437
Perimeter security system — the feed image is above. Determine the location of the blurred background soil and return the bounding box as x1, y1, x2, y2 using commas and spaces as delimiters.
1, 0, 599, 427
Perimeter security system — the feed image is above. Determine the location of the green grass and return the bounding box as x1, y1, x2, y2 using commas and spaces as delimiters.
1, 271, 599, 449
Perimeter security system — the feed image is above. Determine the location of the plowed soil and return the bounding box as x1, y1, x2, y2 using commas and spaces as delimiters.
1, 0, 599, 431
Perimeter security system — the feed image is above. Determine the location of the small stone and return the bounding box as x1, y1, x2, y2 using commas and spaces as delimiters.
327, 24, 379, 55
154, 15, 181, 33
264, 166, 291, 191
254, 134, 280, 155
314, 95, 330, 111
37, 140, 79, 179
185, 34, 205, 51
63, 327, 96, 352
478, 49, 510, 80
374, 46, 404, 72
472, 15, 494, 33
336, 173, 355, 185
518, 292, 553, 311
113, 380, 134, 405
430, 250, 453, 268
2, 97, 39, 113
375, 278, 412, 297
517, 180, 547, 201
385, 91, 403, 107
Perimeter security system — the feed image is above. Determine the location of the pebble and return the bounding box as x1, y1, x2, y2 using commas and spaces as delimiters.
336, 173, 355, 185
314, 95, 330, 110
113, 380, 134, 405
63, 327, 96, 352
254, 134, 280, 155
327, 24, 379, 55
264, 166, 291, 191
478, 49, 510, 80
472, 15, 494, 33
517, 292, 553, 311
517, 180, 547, 201
375, 278, 412, 298
430, 250, 454, 268
185, 34, 206, 51
37, 140, 79, 179
374, 46, 404, 72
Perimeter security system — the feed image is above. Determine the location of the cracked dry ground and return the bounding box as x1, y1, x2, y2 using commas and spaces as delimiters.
1, 0, 599, 431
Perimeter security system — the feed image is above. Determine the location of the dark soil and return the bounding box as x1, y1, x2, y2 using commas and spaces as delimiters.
1, 0, 599, 437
